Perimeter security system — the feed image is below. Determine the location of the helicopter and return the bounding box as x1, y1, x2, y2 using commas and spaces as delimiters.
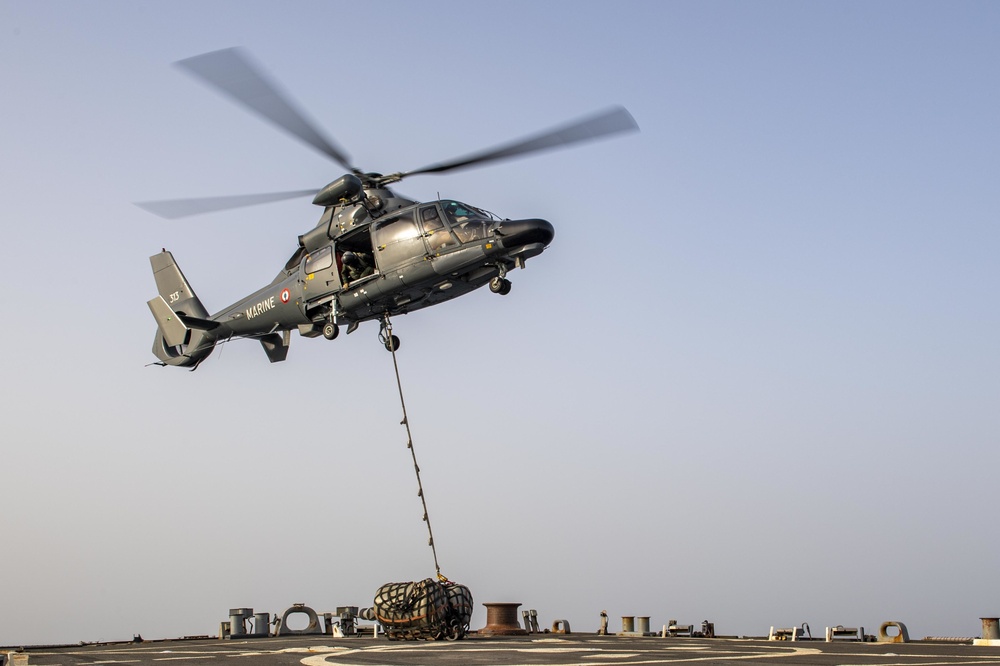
140, 48, 638, 369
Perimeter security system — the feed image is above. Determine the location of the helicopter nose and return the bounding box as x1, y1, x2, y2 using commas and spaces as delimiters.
497, 218, 555, 248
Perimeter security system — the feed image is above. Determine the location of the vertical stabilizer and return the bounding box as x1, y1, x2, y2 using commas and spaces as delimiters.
150, 250, 210, 319
148, 250, 216, 368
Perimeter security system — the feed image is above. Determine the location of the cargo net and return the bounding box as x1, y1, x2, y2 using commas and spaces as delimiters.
374, 578, 473, 641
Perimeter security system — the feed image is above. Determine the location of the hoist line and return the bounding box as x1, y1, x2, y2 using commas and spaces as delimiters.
383, 314, 446, 581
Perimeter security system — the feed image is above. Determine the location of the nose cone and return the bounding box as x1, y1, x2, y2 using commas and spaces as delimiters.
498, 218, 555, 248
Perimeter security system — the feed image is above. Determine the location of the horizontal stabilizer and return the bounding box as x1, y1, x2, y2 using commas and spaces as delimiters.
178, 313, 221, 331
147, 296, 189, 347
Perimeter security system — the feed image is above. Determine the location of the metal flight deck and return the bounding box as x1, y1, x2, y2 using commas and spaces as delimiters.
12, 635, 1000, 666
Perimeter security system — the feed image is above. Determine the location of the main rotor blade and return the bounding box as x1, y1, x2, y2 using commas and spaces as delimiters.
176, 48, 356, 172
135, 190, 317, 219
399, 106, 638, 179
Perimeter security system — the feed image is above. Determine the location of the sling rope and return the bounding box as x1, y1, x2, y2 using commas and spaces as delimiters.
382, 314, 446, 581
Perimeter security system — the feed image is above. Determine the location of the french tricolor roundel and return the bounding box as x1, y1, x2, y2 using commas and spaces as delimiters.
280, 288, 290, 304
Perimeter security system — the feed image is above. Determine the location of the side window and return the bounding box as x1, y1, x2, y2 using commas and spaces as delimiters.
304, 245, 333, 273
420, 205, 456, 252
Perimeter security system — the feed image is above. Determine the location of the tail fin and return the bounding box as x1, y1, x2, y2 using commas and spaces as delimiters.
148, 250, 217, 369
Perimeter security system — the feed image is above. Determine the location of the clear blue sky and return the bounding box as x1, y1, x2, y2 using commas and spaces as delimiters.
1, 0, 998, 645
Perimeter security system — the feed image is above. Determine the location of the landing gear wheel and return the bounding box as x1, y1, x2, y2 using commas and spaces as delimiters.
384, 335, 400, 352
322, 322, 339, 340
490, 277, 512, 295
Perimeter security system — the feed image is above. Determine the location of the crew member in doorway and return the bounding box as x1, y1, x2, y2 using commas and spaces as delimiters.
341, 251, 374, 287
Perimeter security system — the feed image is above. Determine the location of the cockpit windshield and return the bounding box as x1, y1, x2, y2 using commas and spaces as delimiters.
441, 200, 493, 243
442, 200, 482, 223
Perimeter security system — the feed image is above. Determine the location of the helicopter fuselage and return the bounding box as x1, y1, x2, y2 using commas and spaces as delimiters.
149, 183, 553, 367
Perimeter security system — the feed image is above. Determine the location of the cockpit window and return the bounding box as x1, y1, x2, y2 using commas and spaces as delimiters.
442, 200, 491, 243
442, 200, 481, 224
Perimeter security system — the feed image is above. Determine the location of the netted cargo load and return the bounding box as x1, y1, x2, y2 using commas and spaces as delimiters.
373, 578, 473, 640
444, 581, 473, 630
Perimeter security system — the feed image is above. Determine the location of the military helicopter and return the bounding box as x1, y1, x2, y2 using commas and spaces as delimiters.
140, 48, 637, 369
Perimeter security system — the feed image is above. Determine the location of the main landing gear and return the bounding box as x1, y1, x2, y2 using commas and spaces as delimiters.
489, 276, 512, 295
323, 316, 399, 352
